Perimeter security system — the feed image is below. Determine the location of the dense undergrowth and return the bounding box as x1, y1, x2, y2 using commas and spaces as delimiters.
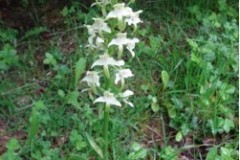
0, 0, 238, 159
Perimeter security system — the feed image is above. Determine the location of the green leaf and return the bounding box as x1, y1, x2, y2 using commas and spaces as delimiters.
74, 58, 86, 88
22, 26, 47, 40
140, 84, 149, 92
0, 43, 18, 70
61, 7, 69, 17
34, 100, 45, 110
181, 124, 190, 135
175, 132, 183, 142
149, 35, 162, 54
222, 84, 235, 94
165, 103, 176, 118
161, 70, 169, 90
28, 101, 45, 141
43, 52, 57, 66
187, 39, 199, 51
149, 96, 159, 112
223, 119, 234, 133
0, 28, 18, 42
132, 142, 142, 151
85, 133, 103, 158
70, 130, 87, 151
129, 149, 147, 160
6, 138, 20, 151
28, 108, 40, 140
221, 147, 233, 160
67, 154, 85, 160
129, 142, 147, 160
171, 97, 183, 109
191, 53, 202, 64
57, 89, 65, 98
67, 91, 80, 109
160, 146, 178, 160
151, 103, 160, 112
206, 147, 218, 160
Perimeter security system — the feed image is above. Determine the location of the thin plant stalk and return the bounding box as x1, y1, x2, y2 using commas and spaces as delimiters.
103, 104, 110, 160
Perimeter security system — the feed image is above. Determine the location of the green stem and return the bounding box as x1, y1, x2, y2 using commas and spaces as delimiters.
104, 104, 110, 160
118, 19, 126, 32
101, 6, 107, 17
118, 45, 123, 59
91, 85, 97, 95
104, 65, 110, 79
120, 79, 125, 91
133, 25, 138, 35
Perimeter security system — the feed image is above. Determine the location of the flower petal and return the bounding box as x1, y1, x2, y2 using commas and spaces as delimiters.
107, 97, 122, 106
115, 69, 134, 84
121, 90, 134, 97
81, 71, 100, 86
92, 18, 111, 33
94, 91, 122, 107
108, 33, 139, 49
123, 100, 134, 107
125, 10, 143, 26
91, 0, 110, 7
94, 97, 106, 103
106, 3, 133, 20
91, 54, 125, 68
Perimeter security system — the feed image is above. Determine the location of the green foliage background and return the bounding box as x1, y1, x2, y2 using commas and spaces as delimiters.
0, 0, 238, 159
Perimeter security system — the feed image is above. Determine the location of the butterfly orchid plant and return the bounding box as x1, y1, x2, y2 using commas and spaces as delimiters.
81, 0, 142, 159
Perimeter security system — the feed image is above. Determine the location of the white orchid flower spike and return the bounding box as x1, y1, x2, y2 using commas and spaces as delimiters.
81, 71, 100, 87
115, 69, 134, 84
91, 53, 125, 68
94, 91, 121, 107
106, 3, 133, 20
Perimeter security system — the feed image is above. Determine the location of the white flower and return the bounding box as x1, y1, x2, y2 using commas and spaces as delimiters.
120, 90, 134, 107
95, 36, 104, 46
108, 33, 139, 46
81, 71, 100, 86
91, 0, 110, 7
88, 34, 95, 46
123, 100, 134, 107
106, 3, 133, 20
125, 10, 143, 27
88, 35, 104, 48
108, 33, 139, 57
91, 53, 125, 68
95, 37, 105, 49
115, 69, 134, 84
85, 18, 111, 35
121, 90, 134, 97
85, 18, 110, 49
85, 25, 95, 35
94, 91, 121, 106
93, 18, 111, 33
126, 42, 137, 57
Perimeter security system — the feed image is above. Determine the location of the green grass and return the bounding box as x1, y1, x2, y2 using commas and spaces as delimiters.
0, 0, 238, 159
